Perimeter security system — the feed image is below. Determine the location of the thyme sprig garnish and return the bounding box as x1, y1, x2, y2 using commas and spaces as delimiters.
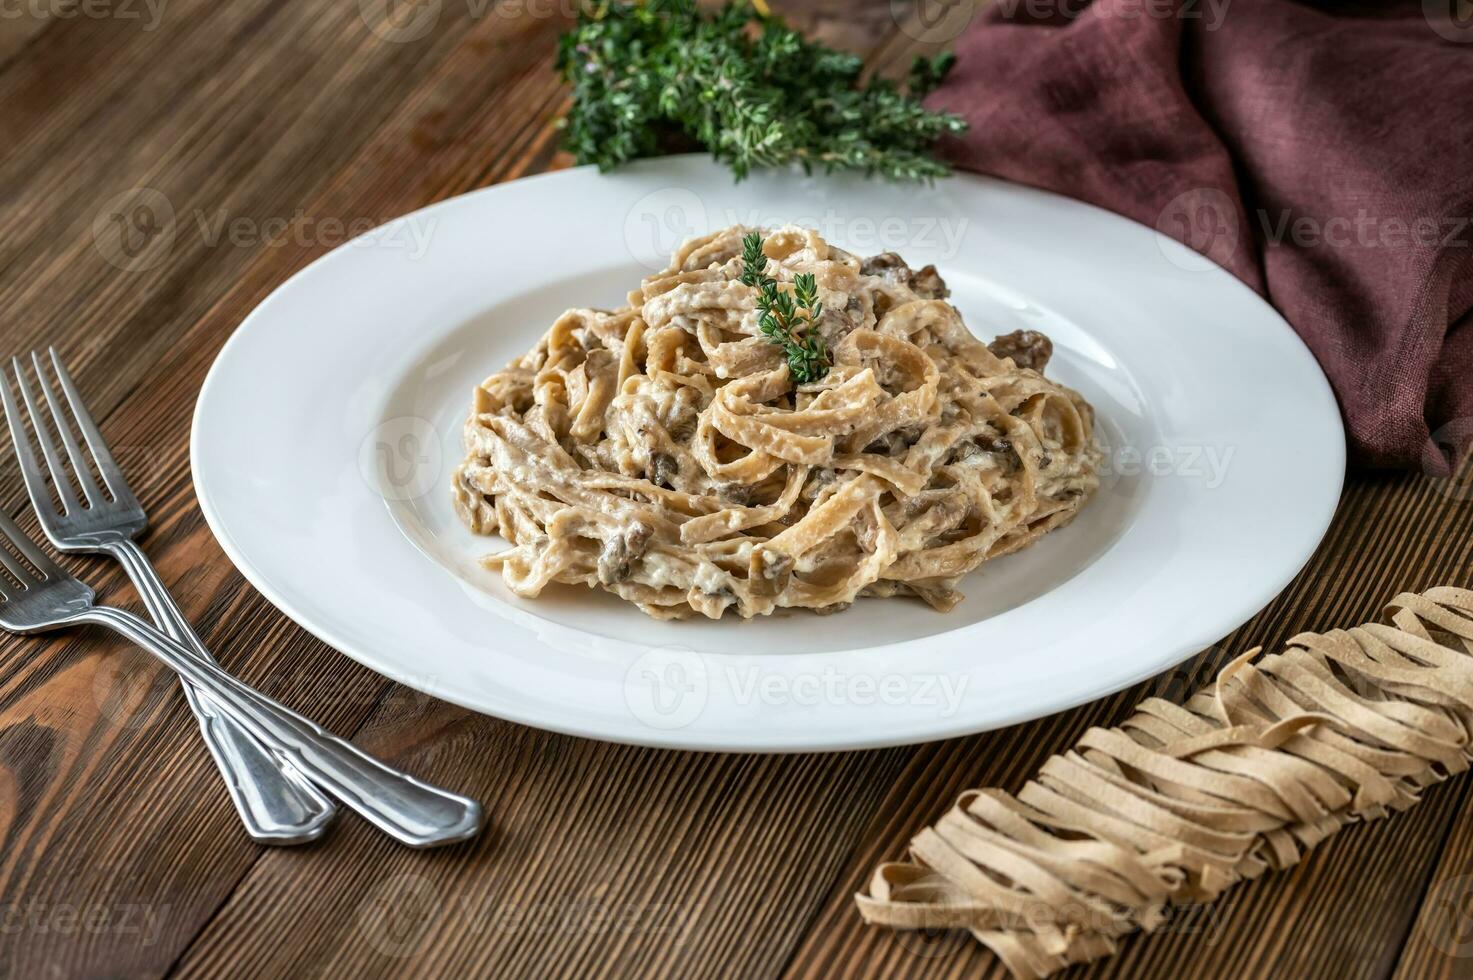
556, 0, 966, 182
741, 232, 830, 384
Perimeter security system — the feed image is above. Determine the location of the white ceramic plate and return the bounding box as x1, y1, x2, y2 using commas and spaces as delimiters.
191, 155, 1344, 752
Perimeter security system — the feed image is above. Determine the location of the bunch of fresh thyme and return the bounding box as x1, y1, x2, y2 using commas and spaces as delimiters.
556, 0, 967, 182
740, 232, 830, 383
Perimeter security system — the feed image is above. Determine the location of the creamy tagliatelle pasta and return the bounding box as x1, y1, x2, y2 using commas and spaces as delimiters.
453, 226, 1102, 620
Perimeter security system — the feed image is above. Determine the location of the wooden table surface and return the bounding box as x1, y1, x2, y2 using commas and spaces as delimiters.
2, 2, 1471, 977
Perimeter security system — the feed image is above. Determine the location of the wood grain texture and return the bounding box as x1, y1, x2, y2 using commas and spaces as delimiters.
0, 2, 1469, 978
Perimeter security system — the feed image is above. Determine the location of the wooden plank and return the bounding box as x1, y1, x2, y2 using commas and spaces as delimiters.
170, 472, 1473, 980
1391, 459, 1473, 980
1, 1, 1469, 978
169, 4, 945, 977
0, 8, 55, 73
0, 3, 574, 977
781, 471, 1473, 979
176, 732, 924, 977
171, 4, 943, 976
1394, 782, 1473, 980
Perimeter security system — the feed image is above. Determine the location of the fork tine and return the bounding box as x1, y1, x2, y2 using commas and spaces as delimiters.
0, 371, 58, 520
30, 351, 104, 507
0, 509, 58, 584
11, 358, 83, 515
0, 536, 35, 587
48, 348, 134, 504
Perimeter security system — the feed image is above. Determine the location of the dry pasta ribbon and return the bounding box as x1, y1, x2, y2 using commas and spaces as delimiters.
855, 586, 1473, 978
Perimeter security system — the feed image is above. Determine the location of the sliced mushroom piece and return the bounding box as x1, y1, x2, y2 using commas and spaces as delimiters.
988, 329, 1054, 372
596, 521, 654, 586
750, 549, 794, 597
647, 451, 679, 488
717, 482, 755, 506
910, 264, 949, 300
860, 252, 909, 277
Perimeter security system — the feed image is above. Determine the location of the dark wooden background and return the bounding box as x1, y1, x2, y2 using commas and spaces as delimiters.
1, 1, 1471, 977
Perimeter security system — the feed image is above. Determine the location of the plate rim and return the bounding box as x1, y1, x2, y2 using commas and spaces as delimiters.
191, 153, 1346, 752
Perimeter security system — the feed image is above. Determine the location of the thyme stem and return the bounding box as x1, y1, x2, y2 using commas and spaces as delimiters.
556, 0, 966, 183
741, 232, 831, 384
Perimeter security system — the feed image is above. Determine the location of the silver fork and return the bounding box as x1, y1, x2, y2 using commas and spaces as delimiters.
0, 508, 482, 847
1, 349, 335, 843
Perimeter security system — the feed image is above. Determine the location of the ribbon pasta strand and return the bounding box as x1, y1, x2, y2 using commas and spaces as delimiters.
454, 225, 1101, 620
856, 587, 1473, 978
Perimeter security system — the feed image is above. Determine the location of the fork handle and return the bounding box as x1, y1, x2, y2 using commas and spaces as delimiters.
104, 540, 338, 845
78, 605, 484, 849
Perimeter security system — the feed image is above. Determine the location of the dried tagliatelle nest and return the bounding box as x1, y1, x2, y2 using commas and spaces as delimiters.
453, 226, 1101, 620
857, 587, 1473, 978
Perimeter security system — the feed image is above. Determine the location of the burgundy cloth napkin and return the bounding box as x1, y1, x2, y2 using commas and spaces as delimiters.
925, 0, 1473, 471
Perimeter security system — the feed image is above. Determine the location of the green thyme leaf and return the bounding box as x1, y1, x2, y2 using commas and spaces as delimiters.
557, 0, 967, 183
740, 233, 769, 286
741, 232, 832, 384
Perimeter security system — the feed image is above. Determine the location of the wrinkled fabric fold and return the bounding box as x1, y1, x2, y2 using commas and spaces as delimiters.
925, 1, 1473, 470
